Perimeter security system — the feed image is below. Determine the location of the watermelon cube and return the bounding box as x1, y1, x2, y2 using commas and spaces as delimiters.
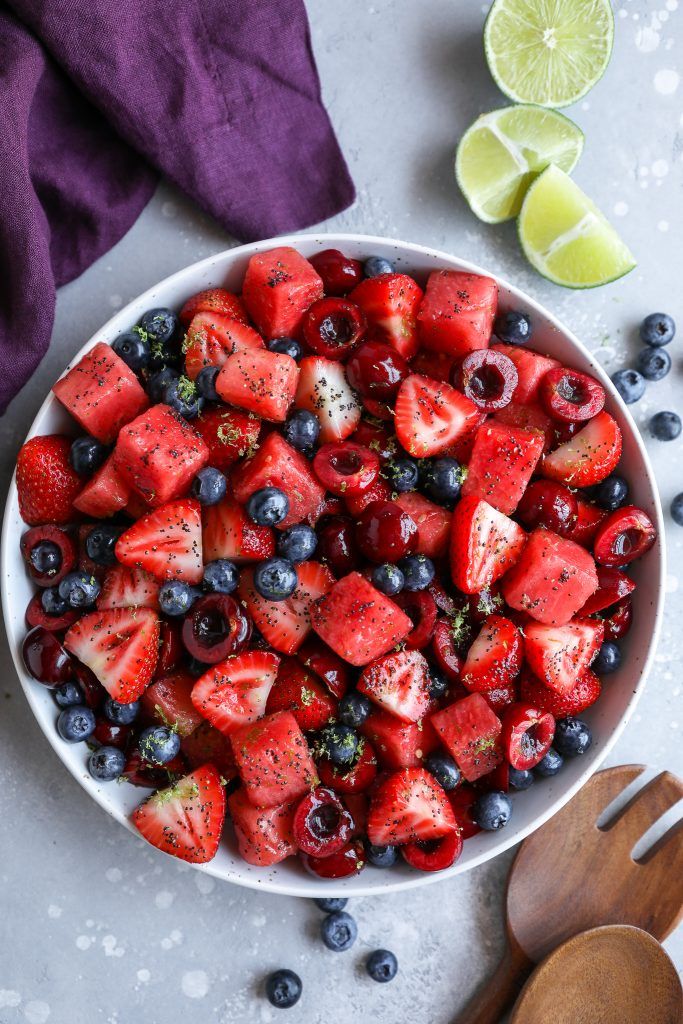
492, 343, 560, 404
462, 421, 545, 515
180, 720, 237, 779
216, 349, 299, 422
502, 528, 599, 625
227, 787, 296, 867
395, 492, 452, 558
417, 271, 497, 357
430, 693, 503, 782
360, 710, 440, 770
231, 432, 325, 529
73, 454, 131, 518
229, 711, 318, 808
141, 671, 204, 737
242, 246, 323, 339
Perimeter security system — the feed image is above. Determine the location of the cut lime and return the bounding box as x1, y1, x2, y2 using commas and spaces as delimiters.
455, 105, 583, 223
518, 165, 636, 288
484, 0, 614, 108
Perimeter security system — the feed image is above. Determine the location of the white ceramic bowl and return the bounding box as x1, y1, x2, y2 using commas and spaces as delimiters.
2, 234, 665, 896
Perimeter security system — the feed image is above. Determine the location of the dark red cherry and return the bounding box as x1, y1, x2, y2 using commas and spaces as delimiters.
431, 617, 464, 682
181, 594, 251, 664
540, 367, 605, 422
297, 636, 351, 699
453, 350, 518, 411
293, 786, 354, 857
93, 717, 132, 749
501, 702, 555, 771
25, 592, 79, 632
350, 419, 398, 462
154, 619, 184, 679
302, 297, 366, 361
593, 506, 657, 566
73, 662, 108, 709
309, 249, 363, 296
301, 839, 365, 879
447, 785, 481, 839
474, 760, 510, 793
394, 591, 438, 649
313, 442, 380, 496
20, 525, 77, 587
316, 516, 361, 576
346, 339, 409, 400
355, 500, 418, 563
402, 831, 463, 872
602, 596, 633, 641
580, 566, 636, 616
122, 748, 186, 787
317, 740, 378, 794
22, 626, 73, 686
517, 480, 579, 536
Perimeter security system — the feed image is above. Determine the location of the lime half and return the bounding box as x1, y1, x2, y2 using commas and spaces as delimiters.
518, 165, 636, 288
456, 105, 583, 223
484, 0, 614, 108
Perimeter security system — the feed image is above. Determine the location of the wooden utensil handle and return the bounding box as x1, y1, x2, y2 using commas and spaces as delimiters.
453, 943, 533, 1024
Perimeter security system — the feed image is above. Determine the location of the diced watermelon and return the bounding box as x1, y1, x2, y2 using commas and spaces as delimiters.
360, 710, 440, 769
242, 247, 323, 339
227, 787, 296, 867
493, 401, 554, 452
491, 343, 560, 403
395, 492, 452, 558
358, 650, 432, 723
216, 349, 299, 422
238, 562, 335, 655
462, 421, 545, 515
430, 693, 504, 782
73, 455, 131, 518
417, 271, 497, 357
180, 720, 237, 778
192, 406, 260, 471
230, 432, 325, 529
293, 356, 362, 443
395, 374, 480, 457
141, 671, 205, 736
202, 496, 275, 563
229, 710, 318, 808
523, 618, 604, 694
183, 311, 264, 380
191, 651, 280, 736
502, 529, 599, 625
349, 273, 423, 360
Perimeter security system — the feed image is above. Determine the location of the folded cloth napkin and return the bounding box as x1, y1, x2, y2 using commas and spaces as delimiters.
0, 0, 354, 414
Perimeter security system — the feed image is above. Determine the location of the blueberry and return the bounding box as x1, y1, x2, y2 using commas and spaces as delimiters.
428, 668, 449, 700
366, 843, 399, 868
640, 312, 675, 347
611, 368, 645, 405
535, 748, 564, 777
69, 436, 107, 476
371, 563, 404, 596
592, 475, 628, 511
138, 725, 181, 765
265, 969, 302, 1009
164, 375, 204, 419
366, 949, 398, 983
283, 409, 320, 453
425, 753, 461, 791
42, 587, 71, 616
364, 256, 394, 277
398, 554, 435, 591
338, 691, 371, 728
494, 310, 532, 346
671, 493, 683, 526
253, 558, 298, 601
158, 580, 198, 617
89, 745, 126, 782
104, 698, 140, 725
247, 487, 290, 527
54, 681, 84, 708
57, 705, 96, 743
593, 640, 621, 674
637, 347, 671, 381
191, 466, 227, 506
203, 559, 239, 594
268, 336, 303, 361
554, 717, 593, 757
386, 458, 419, 493
58, 571, 100, 609
420, 457, 463, 506
85, 524, 122, 565
111, 329, 149, 372
509, 767, 535, 790
30, 541, 61, 575
321, 910, 358, 952
277, 524, 317, 563
319, 723, 359, 767
139, 308, 180, 367
472, 791, 512, 830
650, 411, 681, 441
313, 897, 348, 912
195, 365, 220, 401
147, 366, 180, 403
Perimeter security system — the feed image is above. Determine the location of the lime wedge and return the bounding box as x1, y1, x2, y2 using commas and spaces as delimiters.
455, 105, 584, 223
518, 165, 636, 288
484, 0, 614, 108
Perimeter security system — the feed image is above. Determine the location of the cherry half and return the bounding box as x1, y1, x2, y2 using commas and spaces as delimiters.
297, 636, 351, 699
432, 617, 464, 683
309, 249, 363, 296
302, 297, 366, 361
447, 785, 481, 839
402, 831, 463, 872
182, 594, 251, 664
317, 739, 378, 794
517, 479, 579, 536
313, 442, 380, 497
154, 619, 184, 679
580, 566, 636, 616
316, 515, 361, 576
394, 590, 438, 649
22, 626, 73, 686
602, 596, 633, 641
540, 367, 605, 423
501, 702, 555, 771
293, 787, 354, 857
25, 592, 79, 632
301, 839, 365, 879
355, 500, 418, 564
593, 506, 657, 566
454, 349, 518, 411
346, 339, 409, 400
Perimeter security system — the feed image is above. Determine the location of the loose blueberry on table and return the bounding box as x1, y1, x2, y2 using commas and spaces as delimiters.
16, 245, 658, 882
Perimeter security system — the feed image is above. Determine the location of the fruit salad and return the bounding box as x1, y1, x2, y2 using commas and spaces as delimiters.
15, 246, 657, 878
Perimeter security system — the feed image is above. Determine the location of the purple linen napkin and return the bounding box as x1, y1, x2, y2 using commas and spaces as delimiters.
0, 0, 355, 414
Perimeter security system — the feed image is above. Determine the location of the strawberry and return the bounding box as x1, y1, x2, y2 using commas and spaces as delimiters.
357, 650, 432, 723
230, 432, 325, 529
569, 497, 608, 548
73, 455, 131, 518
350, 273, 423, 360
491, 343, 560, 404
460, 615, 523, 693
229, 710, 318, 808
16, 435, 83, 525
238, 561, 335, 655
450, 496, 527, 595
216, 348, 299, 422
395, 492, 452, 558
141, 670, 205, 736
520, 669, 601, 718
431, 693, 504, 782
192, 406, 260, 471
131, 764, 226, 863
181, 720, 237, 778
52, 341, 149, 444
366, 767, 457, 846
493, 401, 554, 452
462, 421, 544, 515
360, 710, 440, 769
183, 311, 264, 379
543, 411, 623, 488
501, 528, 598, 626
179, 287, 248, 327
310, 572, 413, 667
191, 650, 280, 736
97, 564, 160, 610
394, 374, 480, 457
64, 607, 159, 703
293, 355, 362, 443
524, 618, 604, 694
227, 787, 296, 867
202, 496, 275, 563
115, 498, 203, 584
242, 247, 323, 339
265, 657, 337, 731
445, 410, 488, 463
417, 270, 497, 357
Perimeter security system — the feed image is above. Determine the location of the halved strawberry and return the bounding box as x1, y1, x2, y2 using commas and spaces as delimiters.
293, 356, 362, 443
97, 564, 160, 610
366, 767, 457, 846
360, 710, 440, 769
543, 411, 623, 488
191, 650, 280, 736
430, 693, 503, 782
450, 496, 527, 595
417, 270, 496, 358
358, 650, 431, 723
230, 432, 325, 529
311, 572, 412, 667
445, 410, 488, 463
64, 607, 159, 702
230, 710, 318, 808
16, 435, 83, 526
350, 273, 423, 360
491, 343, 560, 404
242, 247, 323, 339
184, 311, 264, 379
131, 765, 226, 863
520, 668, 601, 718
141, 670, 205, 736
462, 421, 544, 515
73, 455, 131, 518
265, 657, 337, 731
179, 287, 248, 327
460, 615, 523, 693
192, 406, 260, 470
216, 349, 299, 422
227, 787, 296, 867
524, 618, 604, 695
116, 499, 203, 584
238, 561, 335, 655
569, 497, 608, 548
502, 529, 598, 626
395, 492, 452, 558
395, 374, 480, 457
181, 720, 237, 778
202, 496, 275, 563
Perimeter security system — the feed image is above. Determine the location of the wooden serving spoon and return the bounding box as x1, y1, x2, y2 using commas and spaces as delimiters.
510, 925, 683, 1024
454, 765, 683, 1024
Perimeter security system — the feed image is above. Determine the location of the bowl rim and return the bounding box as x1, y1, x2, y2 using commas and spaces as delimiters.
1, 232, 666, 897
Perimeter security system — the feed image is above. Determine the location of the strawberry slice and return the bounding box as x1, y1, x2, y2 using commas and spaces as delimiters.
184, 311, 264, 380
450, 496, 527, 595
395, 374, 479, 457
191, 650, 280, 736
97, 564, 159, 610
431, 693, 504, 782
366, 767, 457, 846
360, 710, 440, 770
131, 765, 226, 863
265, 657, 337, 731
395, 492, 452, 559
350, 273, 423, 360
227, 787, 296, 867
238, 561, 335, 655
230, 432, 326, 529
502, 528, 598, 626
543, 411, 623, 488
192, 407, 260, 471
524, 618, 604, 695
64, 607, 159, 702
293, 356, 362, 443
242, 247, 323, 339
358, 650, 432, 723
16, 435, 83, 526
461, 615, 523, 693
179, 287, 248, 327
520, 668, 601, 718
216, 349, 299, 422
491, 343, 560, 403
230, 710, 318, 808
141, 671, 205, 737
417, 270, 496, 358
462, 422, 545, 515
202, 496, 275, 563
115, 499, 203, 584
73, 455, 131, 518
